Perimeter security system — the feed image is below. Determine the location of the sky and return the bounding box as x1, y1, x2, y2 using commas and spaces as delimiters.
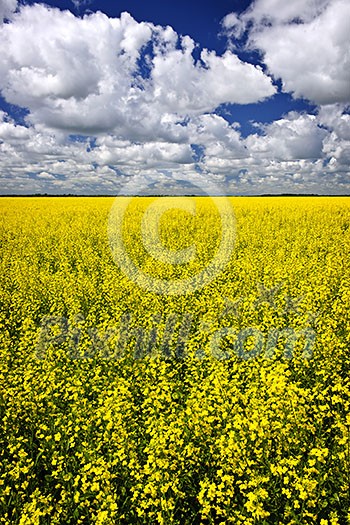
0, 0, 349, 195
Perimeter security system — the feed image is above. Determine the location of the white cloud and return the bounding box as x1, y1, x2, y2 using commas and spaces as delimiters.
190, 110, 349, 194
0, 0, 17, 23
317, 104, 350, 140
36, 171, 56, 179
241, 0, 331, 25
0, 8, 152, 133
0, 111, 30, 140
94, 138, 194, 168
151, 44, 275, 112
223, 0, 350, 105
245, 113, 328, 161
0, 4, 275, 139
221, 13, 245, 40
319, 105, 350, 169
1, 104, 349, 195
189, 114, 247, 159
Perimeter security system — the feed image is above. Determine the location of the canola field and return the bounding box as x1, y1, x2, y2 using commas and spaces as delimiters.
0, 196, 349, 525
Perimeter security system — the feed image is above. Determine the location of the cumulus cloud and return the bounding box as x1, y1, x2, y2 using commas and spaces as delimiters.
0, 0, 17, 23
0, 111, 30, 140
240, 0, 331, 25
223, 0, 350, 105
151, 43, 275, 112
3, 102, 348, 196
94, 137, 194, 168
188, 110, 349, 194
221, 13, 245, 40
0, 4, 275, 139
1, 102, 350, 194
318, 104, 350, 170
188, 114, 247, 159
36, 171, 56, 179
318, 104, 350, 140
0, 8, 152, 135
245, 113, 328, 161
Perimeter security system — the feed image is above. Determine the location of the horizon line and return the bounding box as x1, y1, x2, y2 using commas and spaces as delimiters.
0, 193, 349, 198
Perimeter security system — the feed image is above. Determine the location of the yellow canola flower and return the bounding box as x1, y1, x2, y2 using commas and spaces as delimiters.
0, 196, 349, 525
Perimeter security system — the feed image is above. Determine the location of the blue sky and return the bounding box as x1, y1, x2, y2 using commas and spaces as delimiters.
0, 0, 349, 194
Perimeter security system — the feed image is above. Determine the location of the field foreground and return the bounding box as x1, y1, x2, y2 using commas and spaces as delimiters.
0, 196, 349, 524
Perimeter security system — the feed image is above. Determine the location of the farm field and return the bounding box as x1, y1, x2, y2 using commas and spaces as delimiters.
0, 196, 349, 524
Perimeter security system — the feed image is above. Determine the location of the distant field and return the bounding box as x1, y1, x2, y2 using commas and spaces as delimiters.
0, 196, 349, 524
